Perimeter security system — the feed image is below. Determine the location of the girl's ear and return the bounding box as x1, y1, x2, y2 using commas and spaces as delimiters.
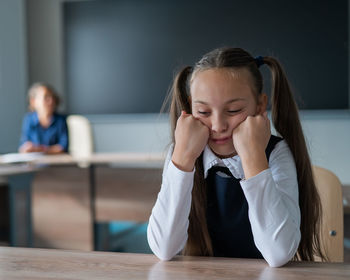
257, 93, 268, 115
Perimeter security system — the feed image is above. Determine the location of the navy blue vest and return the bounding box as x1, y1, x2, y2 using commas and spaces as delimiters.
206, 135, 283, 258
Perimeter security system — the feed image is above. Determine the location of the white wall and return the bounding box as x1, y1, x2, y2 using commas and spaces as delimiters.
86, 111, 350, 186
298, 111, 350, 186
89, 114, 171, 154
0, 0, 27, 153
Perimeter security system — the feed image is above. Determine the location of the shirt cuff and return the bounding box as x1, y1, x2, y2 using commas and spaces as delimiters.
167, 160, 196, 176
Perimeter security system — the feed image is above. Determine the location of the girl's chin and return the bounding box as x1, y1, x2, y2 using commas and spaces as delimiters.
209, 145, 237, 159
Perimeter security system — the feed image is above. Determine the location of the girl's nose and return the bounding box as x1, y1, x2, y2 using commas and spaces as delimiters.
211, 115, 228, 133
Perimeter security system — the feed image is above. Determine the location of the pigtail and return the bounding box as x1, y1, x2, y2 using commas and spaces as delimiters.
183, 153, 214, 256
167, 66, 193, 142
264, 57, 326, 261
165, 66, 213, 256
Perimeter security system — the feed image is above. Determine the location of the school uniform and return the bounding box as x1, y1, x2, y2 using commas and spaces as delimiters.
19, 111, 69, 152
147, 136, 301, 267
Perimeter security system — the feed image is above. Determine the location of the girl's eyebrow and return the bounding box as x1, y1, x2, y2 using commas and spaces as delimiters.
193, 98, 245, 105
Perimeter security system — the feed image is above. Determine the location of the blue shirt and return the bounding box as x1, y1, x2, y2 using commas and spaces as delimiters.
19, 112, 69, 152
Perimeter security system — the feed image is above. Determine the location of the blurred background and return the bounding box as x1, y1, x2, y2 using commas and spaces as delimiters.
0, 0, 349, 260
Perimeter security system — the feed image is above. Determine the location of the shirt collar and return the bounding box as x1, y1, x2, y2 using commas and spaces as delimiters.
32, 111, 40, 125
203, 145, 245, 179
32, 112, 56, 127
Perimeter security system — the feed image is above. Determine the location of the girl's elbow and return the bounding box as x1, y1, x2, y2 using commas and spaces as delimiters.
262, 227, 301, 267
148, 240, 177, 261
265, 255, 290, 268
153, 250, 176, 261
264, 240, 300, 267
147, 233, 178, 261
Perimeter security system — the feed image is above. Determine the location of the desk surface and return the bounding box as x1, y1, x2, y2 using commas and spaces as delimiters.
0, 247, 349, 280
0, 163, 37, 176
0, 152, 165, 168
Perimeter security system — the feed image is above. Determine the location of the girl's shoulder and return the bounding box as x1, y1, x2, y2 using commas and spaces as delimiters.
265, 135, 283, 161
24, 111, 36, 118
268, 138, 296, 169
23, 111, 38, 124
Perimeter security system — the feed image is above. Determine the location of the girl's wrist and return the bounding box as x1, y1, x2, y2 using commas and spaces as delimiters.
240, 150, 268, 179
171, 147, 196, 172
38, 145, 48, 153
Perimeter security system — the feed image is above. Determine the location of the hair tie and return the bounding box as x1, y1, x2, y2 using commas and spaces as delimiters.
254, 56, 265, 68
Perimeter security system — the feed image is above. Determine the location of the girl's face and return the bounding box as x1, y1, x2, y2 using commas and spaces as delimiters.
190, 68, 267, 158
31, 86, 56, 116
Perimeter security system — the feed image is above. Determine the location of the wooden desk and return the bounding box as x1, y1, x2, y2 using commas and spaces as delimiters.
28, 152, 165, 167
0, 164, 37, 176
0, 247, 349, 280
0, 153, 165, 169
33, 153, 164, 250
0, 153, 165, 250
0, 164, 38, 247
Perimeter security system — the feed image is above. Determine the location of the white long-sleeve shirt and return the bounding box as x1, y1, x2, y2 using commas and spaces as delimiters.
147, 140, 301, 267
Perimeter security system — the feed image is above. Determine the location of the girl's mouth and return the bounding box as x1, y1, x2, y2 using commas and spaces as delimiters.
211, 136, 231, 145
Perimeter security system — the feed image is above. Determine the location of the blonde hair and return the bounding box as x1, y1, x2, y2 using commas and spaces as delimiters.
28, 82, 60, 111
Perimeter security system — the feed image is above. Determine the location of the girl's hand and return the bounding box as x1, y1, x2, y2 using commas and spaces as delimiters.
19, 142, 48, 153
19, 141, 35, 153
232, 112, 271, 179
172, 111, 209, 172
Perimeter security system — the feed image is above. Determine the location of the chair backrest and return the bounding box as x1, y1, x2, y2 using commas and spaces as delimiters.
312, 166, 343, 262
66, 115, 94, 158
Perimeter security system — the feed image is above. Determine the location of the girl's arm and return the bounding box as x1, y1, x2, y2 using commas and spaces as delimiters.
45, 144, 65, 154
18, 113, 32, 152
235, 140, 301, 267
148, 112, 208, 260
147, 145, 195, 260
19, 141, 36, 153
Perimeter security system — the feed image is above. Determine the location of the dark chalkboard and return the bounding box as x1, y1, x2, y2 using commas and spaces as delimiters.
63, 0, 348, 114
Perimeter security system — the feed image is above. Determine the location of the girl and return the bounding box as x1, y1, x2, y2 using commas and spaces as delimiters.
19, 82, 68, 154
147, 47, 325, 267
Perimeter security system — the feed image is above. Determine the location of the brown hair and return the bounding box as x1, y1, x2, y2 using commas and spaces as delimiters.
165, 47, 325, 261
28, 82, 60, 111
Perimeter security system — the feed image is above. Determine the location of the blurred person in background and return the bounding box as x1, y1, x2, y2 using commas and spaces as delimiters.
19, 82, 68, 154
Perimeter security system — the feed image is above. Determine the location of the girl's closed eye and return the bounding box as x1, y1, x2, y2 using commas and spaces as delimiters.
227, 108, 243, 115
228, 109, 242, 113
198, 110, 210, 116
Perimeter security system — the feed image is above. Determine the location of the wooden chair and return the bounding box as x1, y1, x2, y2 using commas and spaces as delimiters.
312, 166, 344, 262
66, 115, 94, 158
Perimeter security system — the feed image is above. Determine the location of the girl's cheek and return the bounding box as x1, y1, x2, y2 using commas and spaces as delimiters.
230, 113, 249, 131
33, 99, 41, 110
197, 116, 211, 129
